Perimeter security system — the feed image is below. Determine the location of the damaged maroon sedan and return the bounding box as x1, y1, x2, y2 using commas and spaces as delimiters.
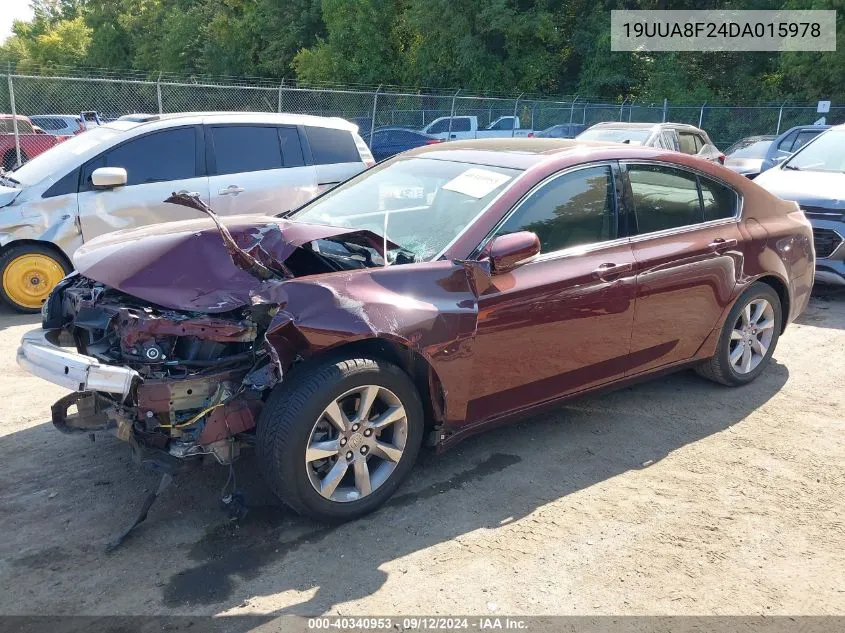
18, 139, 814, 523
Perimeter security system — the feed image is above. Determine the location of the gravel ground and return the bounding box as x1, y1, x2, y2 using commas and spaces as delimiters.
0, 291, 843, 617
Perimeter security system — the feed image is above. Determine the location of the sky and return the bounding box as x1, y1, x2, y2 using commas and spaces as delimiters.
1, 0, 34, 44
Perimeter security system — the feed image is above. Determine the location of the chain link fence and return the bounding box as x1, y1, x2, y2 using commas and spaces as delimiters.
1, 67, 843, 169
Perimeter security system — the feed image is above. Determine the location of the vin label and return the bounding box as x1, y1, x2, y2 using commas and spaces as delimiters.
611, 10, 836, 51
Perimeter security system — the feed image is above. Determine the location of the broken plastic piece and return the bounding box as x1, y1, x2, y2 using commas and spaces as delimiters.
105, 472, 174, 553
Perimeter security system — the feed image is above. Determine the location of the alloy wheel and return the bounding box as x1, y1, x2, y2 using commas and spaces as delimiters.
305, 385, 408, 503
729, 298, 775, 374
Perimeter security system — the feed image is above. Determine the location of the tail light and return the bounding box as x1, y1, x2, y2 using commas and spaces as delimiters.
718, 153, 726, 164
527, 132, 535, 138
75, 120, 85, 134
425, 139, 444, 145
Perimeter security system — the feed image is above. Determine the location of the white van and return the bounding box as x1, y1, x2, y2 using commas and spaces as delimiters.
0, 112, 374, 311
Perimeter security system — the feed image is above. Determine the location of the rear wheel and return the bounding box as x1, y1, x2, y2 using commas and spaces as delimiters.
0, 244, 70, 313
257, 357, 424, 522
696, 282, 782, 386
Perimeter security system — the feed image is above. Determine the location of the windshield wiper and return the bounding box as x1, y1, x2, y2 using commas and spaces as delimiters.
0, 172, 20, 186
782, 164, 801, 171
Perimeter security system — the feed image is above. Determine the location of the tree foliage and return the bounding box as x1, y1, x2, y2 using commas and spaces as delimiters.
1, 0, 842, 102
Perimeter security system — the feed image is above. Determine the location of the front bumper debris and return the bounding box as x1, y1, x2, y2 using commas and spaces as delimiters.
16, 328, 140, 398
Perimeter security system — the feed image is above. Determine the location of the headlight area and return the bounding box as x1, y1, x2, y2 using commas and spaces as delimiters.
21, 274, 281, 469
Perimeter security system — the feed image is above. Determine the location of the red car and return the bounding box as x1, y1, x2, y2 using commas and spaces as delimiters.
0, 114, 62, 170
18, 139, 814, 522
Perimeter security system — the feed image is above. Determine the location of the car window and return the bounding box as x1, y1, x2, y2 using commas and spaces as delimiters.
452, 118, 472, 132
777, 131, 798, 153
85, 127, 196, 187
305, 126, 361, 164
677, 132, 698, 155
16, 119, 34, 134
792, 130, 819, 153
426, 119, 450, 134
699, 176, 738, 221
693, 134, 706, 152
32, 117, 65, 131
278, 127, 305, 167
662, 131, 678, 151
782, 129, 845, 172
628, 164, 702, 233
496, 165, 616, 253
211, 125, 282, 175
489, 118, 514, 131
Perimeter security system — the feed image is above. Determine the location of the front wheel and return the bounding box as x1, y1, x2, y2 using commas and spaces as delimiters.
257, 357, 424, 522
696, 282, 782, 386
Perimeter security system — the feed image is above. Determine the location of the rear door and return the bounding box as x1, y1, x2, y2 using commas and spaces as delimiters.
623, 162, 743, 375
77, 125, 211, 240
208, 124, 316, 216
302, 125, 367, 193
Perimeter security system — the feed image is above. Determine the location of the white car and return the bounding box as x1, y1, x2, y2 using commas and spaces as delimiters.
420, 115, 534, 140
0, 112, 374, 312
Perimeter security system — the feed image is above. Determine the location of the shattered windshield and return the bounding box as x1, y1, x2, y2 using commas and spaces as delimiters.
290, 157, 521, 261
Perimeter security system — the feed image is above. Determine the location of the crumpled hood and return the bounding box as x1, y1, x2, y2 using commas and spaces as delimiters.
73, 214, 385, 313
0, 184, 21, 208
754, 168, 845, 209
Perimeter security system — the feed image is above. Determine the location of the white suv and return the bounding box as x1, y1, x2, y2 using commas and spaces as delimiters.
0, 112, 374, 311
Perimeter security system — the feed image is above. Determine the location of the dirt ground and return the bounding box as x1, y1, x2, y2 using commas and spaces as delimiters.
0, 291, 843, 618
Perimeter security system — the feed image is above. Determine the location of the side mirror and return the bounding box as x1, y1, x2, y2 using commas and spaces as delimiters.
484, 231, 541, 274
91, 167, 127, 189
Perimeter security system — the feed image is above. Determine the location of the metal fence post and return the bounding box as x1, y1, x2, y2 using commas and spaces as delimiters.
7, 70, 21, 169
277, 78, 285, 113
699, 102, 706, 128
511, 93, 523, 138
447, 89, 461, 141
369, 85, 381, 142
156, 72, 163, 114
662, 98, 668, 123
568, 95, 579, 127
776, 101, 786, 134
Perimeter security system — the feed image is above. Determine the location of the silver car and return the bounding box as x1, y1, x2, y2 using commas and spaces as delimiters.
0, 112, 374, 311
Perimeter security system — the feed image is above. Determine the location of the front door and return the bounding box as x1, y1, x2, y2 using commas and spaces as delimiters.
77, 126, 210, 240
467, 163, 637, 424
623, 162, 743, 374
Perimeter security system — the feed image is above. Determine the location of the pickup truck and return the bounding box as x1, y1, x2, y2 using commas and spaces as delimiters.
1, 114, 62, 171
420, 115, 534, 140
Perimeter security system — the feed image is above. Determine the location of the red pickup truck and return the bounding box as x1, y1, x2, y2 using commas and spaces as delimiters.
1, 114, 62, 171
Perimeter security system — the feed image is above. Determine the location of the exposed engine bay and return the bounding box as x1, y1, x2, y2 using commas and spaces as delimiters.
43, 193, 418, 470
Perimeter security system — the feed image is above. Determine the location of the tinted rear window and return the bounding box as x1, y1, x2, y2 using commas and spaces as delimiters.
212, 125, 282, 175
305, 126, 360, 165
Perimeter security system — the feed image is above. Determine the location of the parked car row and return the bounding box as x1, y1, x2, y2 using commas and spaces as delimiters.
15, 136, 815, 524
723, 125, 828, 179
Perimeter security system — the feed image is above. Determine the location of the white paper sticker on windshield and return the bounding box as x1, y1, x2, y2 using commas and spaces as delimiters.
442, 168, 512, 198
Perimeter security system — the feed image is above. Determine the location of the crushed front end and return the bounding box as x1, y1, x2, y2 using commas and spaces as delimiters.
18, 274, 274, 468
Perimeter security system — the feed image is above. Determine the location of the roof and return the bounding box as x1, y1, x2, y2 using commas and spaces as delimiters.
403, 138, 629, 170
588, 121, 704, 131
112, 111, 359, 132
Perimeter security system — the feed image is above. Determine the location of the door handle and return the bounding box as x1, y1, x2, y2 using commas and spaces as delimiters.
176, 190, 200, 197
592, 262, 633, 280
218, 185, 244, 196
708, 238, 738, 252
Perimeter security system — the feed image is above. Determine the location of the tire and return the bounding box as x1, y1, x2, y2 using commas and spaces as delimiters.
257, 357, 424, 522
0, 243, 71, 313
695, 281, 782, 387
